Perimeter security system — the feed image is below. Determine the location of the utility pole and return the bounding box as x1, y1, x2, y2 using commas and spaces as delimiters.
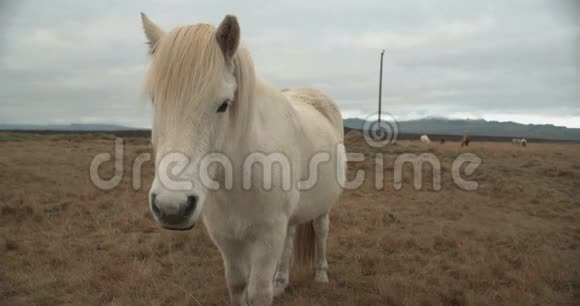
378, 49, 385, 124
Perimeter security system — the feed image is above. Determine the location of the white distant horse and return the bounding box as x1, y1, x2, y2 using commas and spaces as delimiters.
141, 14, 346, 306
512, 138, 527, 147
420, 134, 431, 144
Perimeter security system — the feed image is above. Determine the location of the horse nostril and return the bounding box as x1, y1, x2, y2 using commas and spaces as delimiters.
151, 193, 162, 217
184, 195, 198, 217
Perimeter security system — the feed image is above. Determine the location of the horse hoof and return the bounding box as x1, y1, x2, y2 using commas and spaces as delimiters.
273, 278, 288, 297
314, 272, 328, 283
273, 285, 285, 297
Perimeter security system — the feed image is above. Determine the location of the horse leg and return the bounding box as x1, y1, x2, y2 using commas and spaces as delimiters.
218, 240, 250, 306
273, 225, 295, 296
313, 213, 330, 283
246, 225, 286, 306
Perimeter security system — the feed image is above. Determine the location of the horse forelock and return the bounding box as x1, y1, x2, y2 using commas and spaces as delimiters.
144, 23, 256, 134
144, 24, 225, 109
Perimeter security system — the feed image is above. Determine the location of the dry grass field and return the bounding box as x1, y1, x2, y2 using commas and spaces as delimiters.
1, 131, 579, 306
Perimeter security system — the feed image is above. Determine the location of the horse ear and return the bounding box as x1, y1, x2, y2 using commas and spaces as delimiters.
141, 13, 164, 53
215, 15, 240, 63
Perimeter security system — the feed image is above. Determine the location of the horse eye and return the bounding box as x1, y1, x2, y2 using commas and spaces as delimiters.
217, 100, 230, 113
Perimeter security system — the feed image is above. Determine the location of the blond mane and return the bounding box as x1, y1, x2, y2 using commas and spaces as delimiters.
143, 23, 256, 133
144, 24, 223, 106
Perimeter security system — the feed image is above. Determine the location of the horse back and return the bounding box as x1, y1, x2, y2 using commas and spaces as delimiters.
281, 88, 343, 140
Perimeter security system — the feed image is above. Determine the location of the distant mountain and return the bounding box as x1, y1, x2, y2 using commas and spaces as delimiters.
3, 119, 579, 142
0, 123, 141, 131
344, 118, 580, 142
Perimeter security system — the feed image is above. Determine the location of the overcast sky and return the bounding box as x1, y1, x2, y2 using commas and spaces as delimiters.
1, 0, 579, 128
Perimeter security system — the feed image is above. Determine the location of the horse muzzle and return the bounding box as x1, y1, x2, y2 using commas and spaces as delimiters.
149, 192, 199, 230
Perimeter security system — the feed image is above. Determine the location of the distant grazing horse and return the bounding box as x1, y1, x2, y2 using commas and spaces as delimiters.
512, 138, 527, 147
141, 14, 346, 306
440, 138, 445, 144
420, 134, 431, 144
461, 135, 471, 147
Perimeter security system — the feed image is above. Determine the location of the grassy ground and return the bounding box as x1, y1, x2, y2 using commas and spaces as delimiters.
1, 131, 579, 305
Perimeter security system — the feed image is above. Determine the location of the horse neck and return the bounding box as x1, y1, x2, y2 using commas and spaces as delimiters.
227, 77, 287, 152
227, 46, 292, 147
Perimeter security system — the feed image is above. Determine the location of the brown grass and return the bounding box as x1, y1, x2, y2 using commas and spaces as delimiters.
1, 132, 579, 305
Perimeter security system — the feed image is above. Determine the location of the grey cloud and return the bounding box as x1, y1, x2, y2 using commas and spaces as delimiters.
0, 0, 579, 128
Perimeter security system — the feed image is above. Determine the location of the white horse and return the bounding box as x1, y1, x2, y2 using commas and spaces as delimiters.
420, 134, 431, 144
512, 138, 527, 146
140, 14, 346, 306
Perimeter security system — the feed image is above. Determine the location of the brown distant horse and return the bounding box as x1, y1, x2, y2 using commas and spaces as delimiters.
461, 135, 471, 147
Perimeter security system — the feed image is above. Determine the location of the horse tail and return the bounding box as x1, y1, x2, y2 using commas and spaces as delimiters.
294, 221, 316, 266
